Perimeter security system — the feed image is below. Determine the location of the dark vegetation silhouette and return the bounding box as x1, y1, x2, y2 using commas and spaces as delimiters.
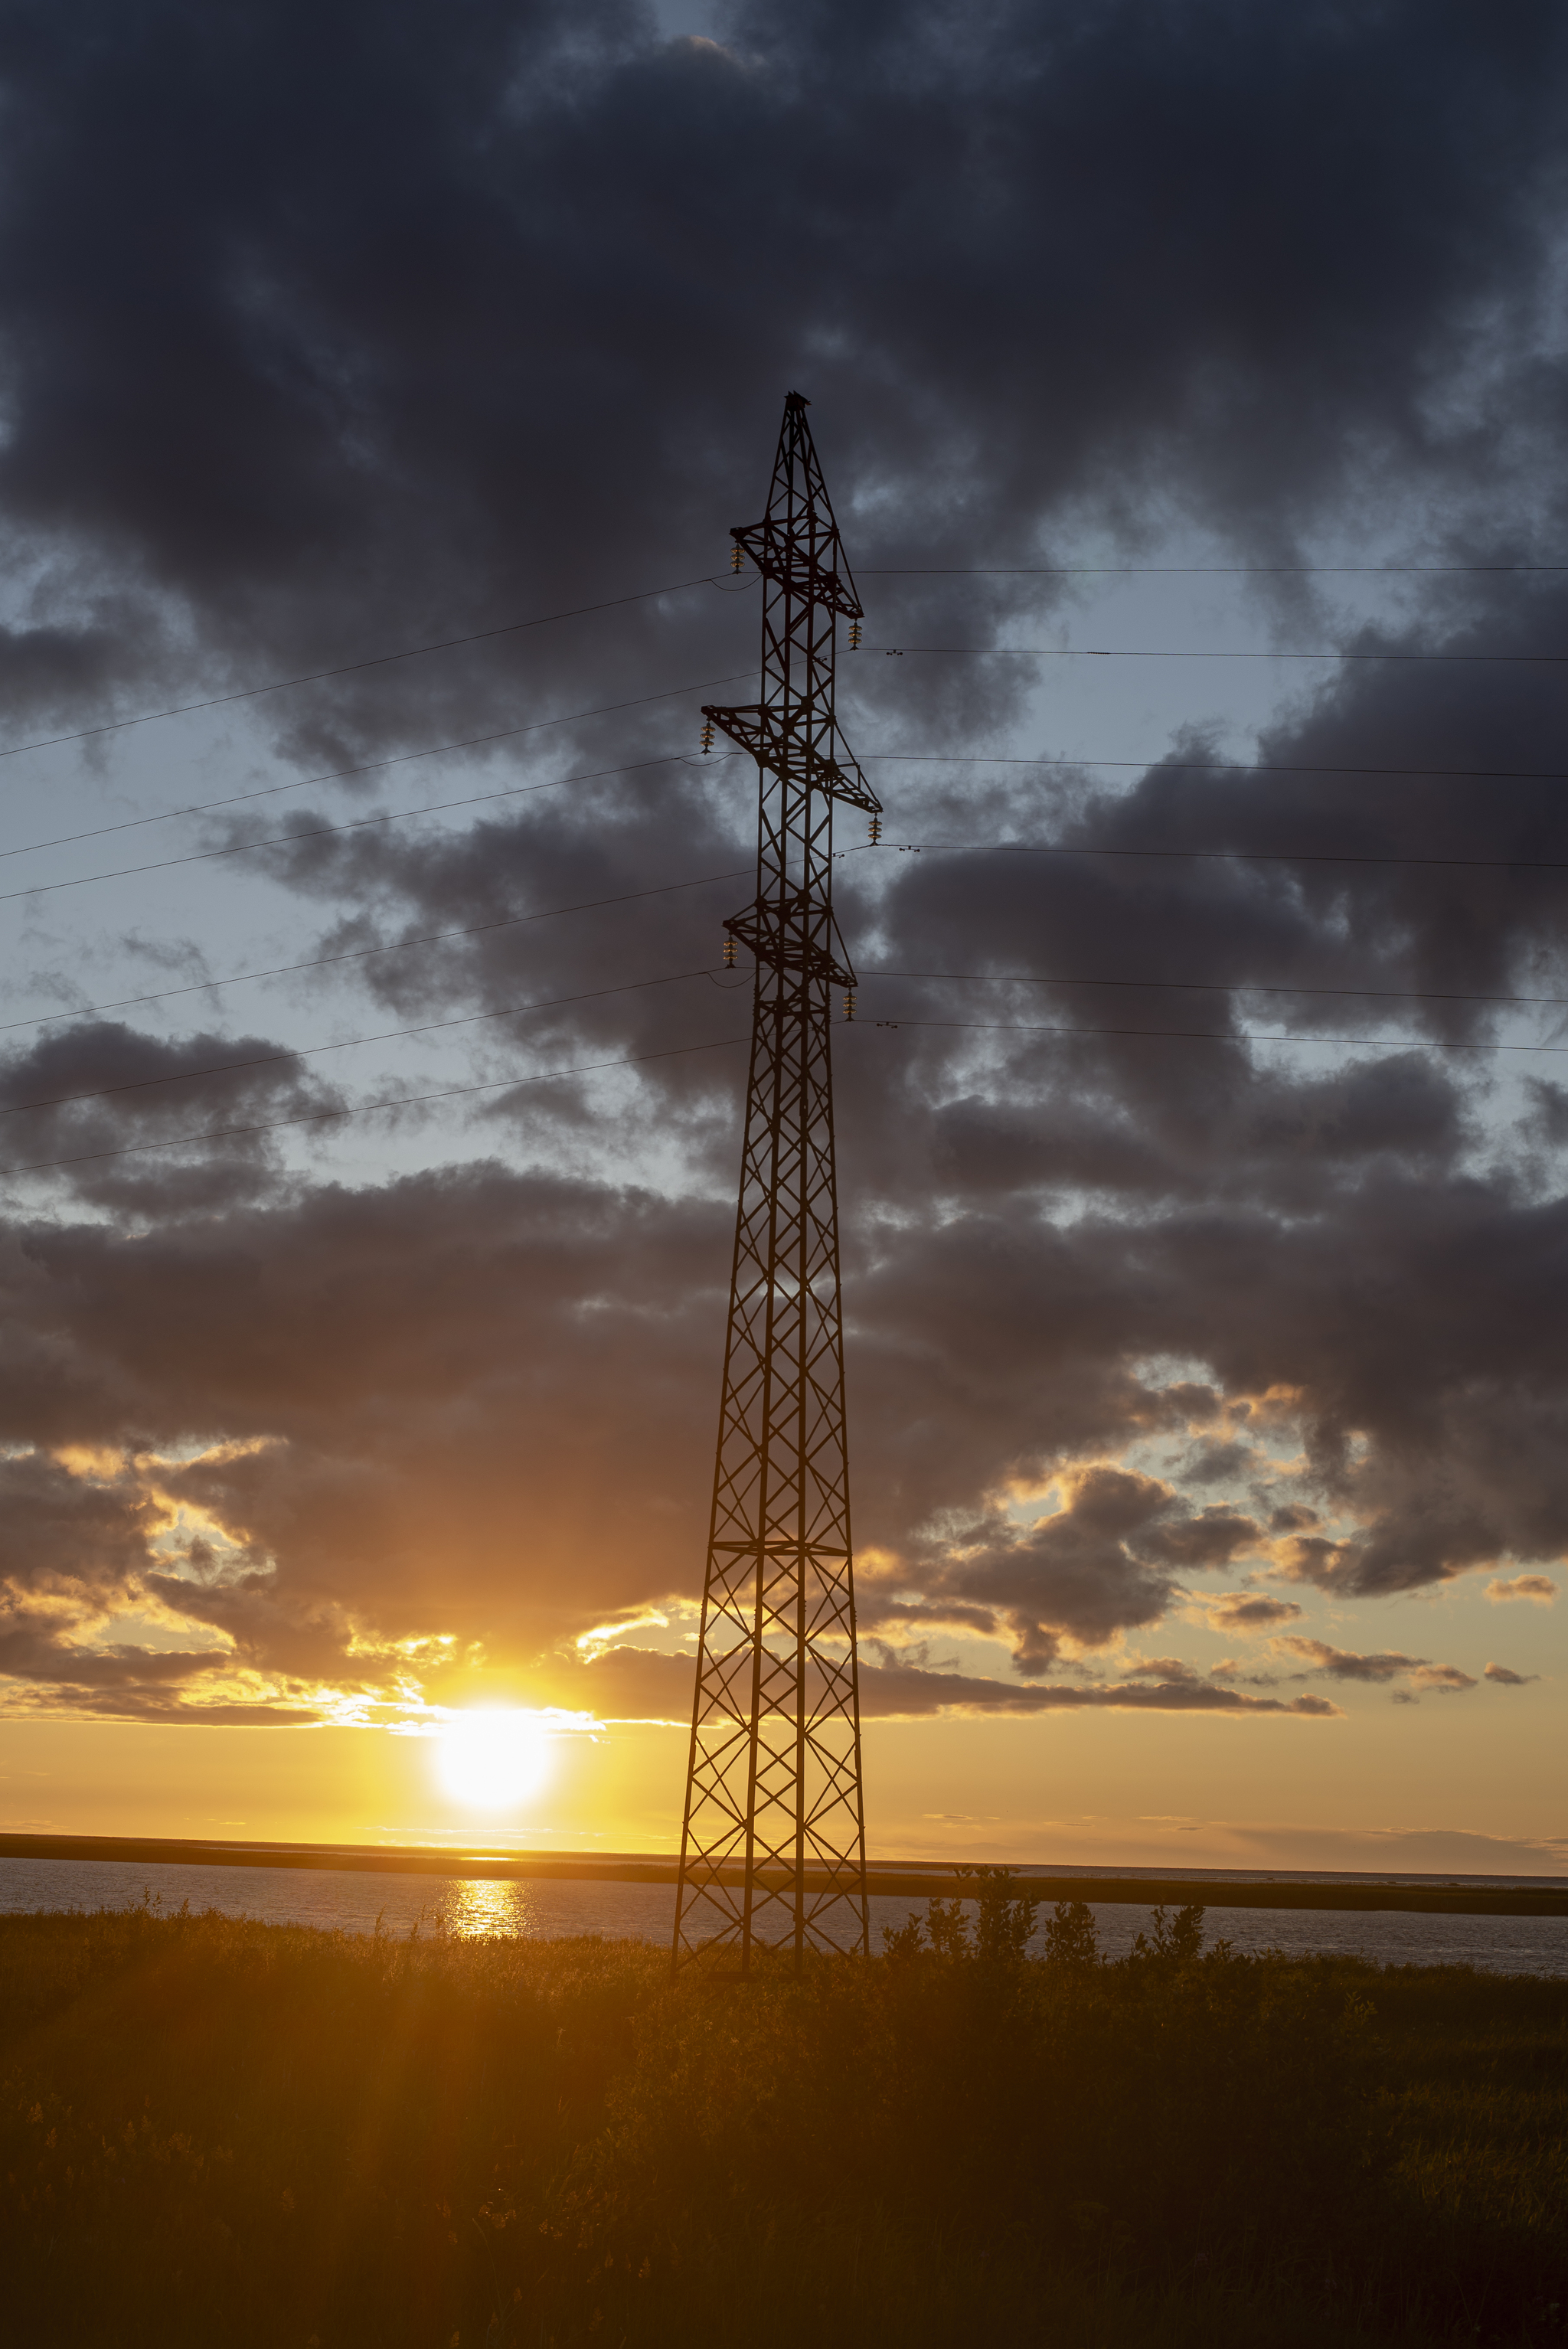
1, 1890, 1563, 2346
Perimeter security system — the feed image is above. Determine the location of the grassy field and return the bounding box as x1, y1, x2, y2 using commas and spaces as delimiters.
0, 1882, 1563, 2347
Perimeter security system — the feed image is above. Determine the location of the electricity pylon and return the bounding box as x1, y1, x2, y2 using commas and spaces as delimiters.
671, 393, 880, 1975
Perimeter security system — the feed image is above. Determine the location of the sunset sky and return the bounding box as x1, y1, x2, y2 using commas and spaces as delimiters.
1, 1, 1564, 1876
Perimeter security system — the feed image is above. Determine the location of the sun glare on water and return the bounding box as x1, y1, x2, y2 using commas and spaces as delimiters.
436, 1709, 552, 1810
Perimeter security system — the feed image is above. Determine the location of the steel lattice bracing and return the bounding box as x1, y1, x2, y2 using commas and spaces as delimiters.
672, 393, 880, 1975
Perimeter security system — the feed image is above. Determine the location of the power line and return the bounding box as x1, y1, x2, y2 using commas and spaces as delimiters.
0, 707, 745, 867
858, 565, 1568, 577
0, 1034, 750, 1179
24, 805, 1568, 920
0, 867, 753, 1039
11, 900, 1554, 1080
853, 1015, 1568, 1057
11, 821, 1566, 1075
18, 728, 1567, 876
14, 957, 1561, 1119
3, 558, 1553, 769
0, 969, 723, 1119
860, 643, 1568, 665
0, 557, 1552, 775
861, 753, 1568, 786
862, 968, 1568, 1012
11, 986, 1561, 1186
8, 651, 1562, 894
10, 728, 1563, 879
18, 956, 1560, 1126
0, 573, 751, 766
869, 841, 1568, 877
0, 680, 752, 905
9, 840, 1565, 1052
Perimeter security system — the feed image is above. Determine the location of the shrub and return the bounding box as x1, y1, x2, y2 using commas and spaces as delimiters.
0, 1900, 1561, 2347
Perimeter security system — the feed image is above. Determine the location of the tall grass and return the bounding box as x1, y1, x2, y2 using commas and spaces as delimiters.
0, 1885, 1563, 2346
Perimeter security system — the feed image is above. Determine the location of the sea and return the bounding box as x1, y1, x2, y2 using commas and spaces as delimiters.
1, 1855, 1564, 1974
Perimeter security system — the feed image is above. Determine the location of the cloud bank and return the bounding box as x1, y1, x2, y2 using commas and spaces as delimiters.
0, 0, 1562, 1730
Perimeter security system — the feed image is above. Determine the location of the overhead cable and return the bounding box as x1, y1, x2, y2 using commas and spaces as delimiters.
865, 840, 1568, 877
17, 733, 1568, 876
11, 959, 1564, 1112
1, 728, 743, 865
10, 853, 1568, 1051
0, 867, 753, 1038
10, 995, 1566, 1187
0, 681, 753, 904
10, 733, 1564, 876
860, 643, 1568, 666
861, 968, 1568, 1011
0, 573, 750, 765
859, 564, 1568, 577
0, 968, 724, 1119
854, 1016, 1568, 1057
861, 753, 1568, 785
0, 557, 1556, 769
16, 799, 1568, 917
0, 1034, 750, 1179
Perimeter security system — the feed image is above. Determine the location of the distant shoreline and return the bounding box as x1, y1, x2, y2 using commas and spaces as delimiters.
3, 1831, 1565, 1917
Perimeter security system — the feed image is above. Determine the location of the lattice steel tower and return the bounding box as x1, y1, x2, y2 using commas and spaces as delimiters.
672, 393, 880, 1974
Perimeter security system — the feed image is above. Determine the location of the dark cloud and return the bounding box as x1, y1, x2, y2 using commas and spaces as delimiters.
0, 1168, 733, 1689
1275, 1638, 1478, 1697
0, 0, 1560, 743
1, 1123, 1563, 1711
139, 1570, 382, 1687
1524, 1081, 1568, 1148
1180, 1441, 1264, 1488
859, 1469, 1264, 1675
0, 1019, 347, 1211
0, 1612, 224, 1691
1208, 1658, 1285, 1691
564, 1643, 1341, 1723
1, 3, 1568, 1728
0, 1446, 155, 1599
1204, 1593, 1303, 1634
1273, 1637, 1424, 1684
1482, 1661, 1537, 1687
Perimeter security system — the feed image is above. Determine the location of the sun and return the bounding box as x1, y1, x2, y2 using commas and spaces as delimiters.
436, 1709, 551, 1811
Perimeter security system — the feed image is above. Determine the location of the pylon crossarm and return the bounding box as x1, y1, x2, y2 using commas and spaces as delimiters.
729, 519, 863, 618
701, 701, 880, 815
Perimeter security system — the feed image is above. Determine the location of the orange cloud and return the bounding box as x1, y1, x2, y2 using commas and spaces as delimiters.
1485, 1573, 1557, 1604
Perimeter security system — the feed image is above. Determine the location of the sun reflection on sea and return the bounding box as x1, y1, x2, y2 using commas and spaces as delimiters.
438, 1878, 543, 1938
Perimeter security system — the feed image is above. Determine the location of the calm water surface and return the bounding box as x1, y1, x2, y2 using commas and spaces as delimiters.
1, 1855, 1563, 1973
